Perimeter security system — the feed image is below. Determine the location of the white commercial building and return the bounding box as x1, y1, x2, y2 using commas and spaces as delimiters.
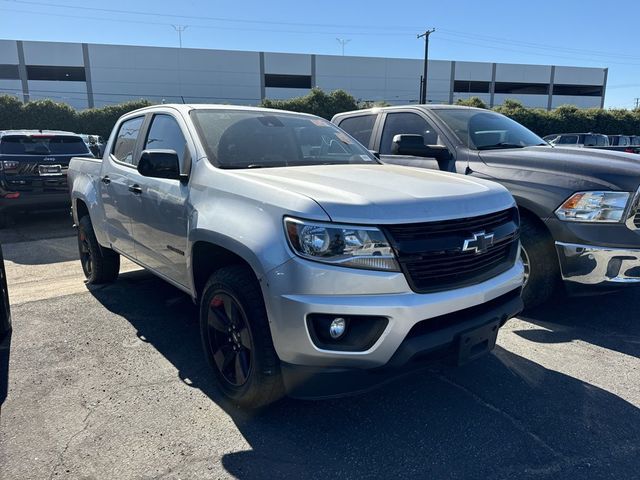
0, 39, 608, 111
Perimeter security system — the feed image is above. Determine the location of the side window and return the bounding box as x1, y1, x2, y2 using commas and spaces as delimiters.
337, 114, 376, 148
112, 116, 144, 164
379, 112, 441, 155
144, 114, 187, 164
557, 135, 578, 145
596, 135, 607, 146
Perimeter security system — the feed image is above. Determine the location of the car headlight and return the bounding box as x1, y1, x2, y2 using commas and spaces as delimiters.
284, 217, 400, 271
555, 191, 631, 222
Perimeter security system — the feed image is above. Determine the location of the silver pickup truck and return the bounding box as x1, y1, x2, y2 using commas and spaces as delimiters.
68, 104, 524, 407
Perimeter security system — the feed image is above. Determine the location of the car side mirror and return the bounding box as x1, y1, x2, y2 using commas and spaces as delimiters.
368, 149, 381, 159
137, 149, 187, 182
391, 134, 449, 160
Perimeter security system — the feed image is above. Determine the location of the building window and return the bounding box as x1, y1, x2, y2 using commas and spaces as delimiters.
26, 65, 86, 82
0, 64, 19, 80
552, 84, 603, 97
453, 81, 490, 93
264, 74, 311, 89
494, 82, 549, 95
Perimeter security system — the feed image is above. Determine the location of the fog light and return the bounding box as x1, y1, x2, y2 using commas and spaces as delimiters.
329, 318, 346, 339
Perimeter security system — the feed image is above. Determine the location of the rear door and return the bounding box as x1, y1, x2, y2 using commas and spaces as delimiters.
101, 116, 145, 258
0, 134, 91, 198
129, 112, 190, 287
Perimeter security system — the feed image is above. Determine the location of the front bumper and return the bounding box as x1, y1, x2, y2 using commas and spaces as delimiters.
263, 256, 524, 397
281, 289, 523, 399
556, 241, 640, 285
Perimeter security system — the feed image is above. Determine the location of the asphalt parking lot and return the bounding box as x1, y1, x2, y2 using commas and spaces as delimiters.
0, 213, 639, 479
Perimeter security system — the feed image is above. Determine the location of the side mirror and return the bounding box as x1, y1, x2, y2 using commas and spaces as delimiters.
391, 134, 449, 160
368, 149, 381, 159
137, 149, 186, 182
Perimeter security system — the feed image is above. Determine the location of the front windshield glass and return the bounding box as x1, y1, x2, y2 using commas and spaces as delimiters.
191, 110, 378, 169
432, 109, 546, 150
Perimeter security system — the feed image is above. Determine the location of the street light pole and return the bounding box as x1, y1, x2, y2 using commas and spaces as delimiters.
172, 25, 188, 48
417, 29, 435, 104
336, 38, 351, 56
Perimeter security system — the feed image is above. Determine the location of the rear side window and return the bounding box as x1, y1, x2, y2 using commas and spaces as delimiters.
112, 116, 144, 164
144, 114, 187, 165
337, 114, 376, 148
0, 135, 89, 155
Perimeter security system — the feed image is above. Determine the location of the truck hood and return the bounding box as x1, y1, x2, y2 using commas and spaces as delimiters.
237, 164, 514, 224
478, 146, 640, 192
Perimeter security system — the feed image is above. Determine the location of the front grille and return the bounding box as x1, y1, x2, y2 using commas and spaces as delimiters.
382, 208, 519, 293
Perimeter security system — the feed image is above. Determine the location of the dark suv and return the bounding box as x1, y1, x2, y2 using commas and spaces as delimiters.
0, 130, 93, 226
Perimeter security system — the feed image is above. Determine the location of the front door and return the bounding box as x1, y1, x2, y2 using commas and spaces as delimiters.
377, 111, 454, 172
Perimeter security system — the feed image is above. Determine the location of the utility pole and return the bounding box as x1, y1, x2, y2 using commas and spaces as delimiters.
635, 97, 640, 110
172, 25, 188, 48
336, 38, 351, 56
417, 29, 435, 104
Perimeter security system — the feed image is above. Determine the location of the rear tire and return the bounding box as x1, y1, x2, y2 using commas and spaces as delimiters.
200, 265, 283, 409
520, 216, 560, 309
77, 215, 120, 284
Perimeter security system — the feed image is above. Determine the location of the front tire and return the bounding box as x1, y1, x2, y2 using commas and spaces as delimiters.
520, 216, 561, 309
200, 265, 283, 408
77, 215, 120, 284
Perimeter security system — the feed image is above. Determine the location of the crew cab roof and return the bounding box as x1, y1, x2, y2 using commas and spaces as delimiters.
122, 103, 322, 118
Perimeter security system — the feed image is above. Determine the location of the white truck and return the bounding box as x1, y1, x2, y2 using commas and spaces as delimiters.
68, 104, 524, 408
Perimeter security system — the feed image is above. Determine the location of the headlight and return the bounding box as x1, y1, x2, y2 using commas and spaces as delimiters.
555, 191, 630, 222
284, 217, 400, 271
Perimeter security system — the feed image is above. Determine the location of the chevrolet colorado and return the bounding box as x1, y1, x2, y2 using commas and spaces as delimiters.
334, 105, 640, 308
68, 104, 523, 407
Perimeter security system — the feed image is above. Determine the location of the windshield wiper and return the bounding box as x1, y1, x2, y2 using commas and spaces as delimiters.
477, 143, 526, 150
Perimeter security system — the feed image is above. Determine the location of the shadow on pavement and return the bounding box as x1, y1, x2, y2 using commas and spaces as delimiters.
0, 209, 74, 245
2, 235, 79, 265
516, 289, 640, 358
88, 271, 640, 479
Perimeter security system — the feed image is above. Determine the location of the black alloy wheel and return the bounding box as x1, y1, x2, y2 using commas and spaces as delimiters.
206, 291, 253, 387
78, 229, 93, 278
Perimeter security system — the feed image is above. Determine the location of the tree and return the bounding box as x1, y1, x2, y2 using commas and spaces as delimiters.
260, 88, 359, 119
455, 97, 487, 109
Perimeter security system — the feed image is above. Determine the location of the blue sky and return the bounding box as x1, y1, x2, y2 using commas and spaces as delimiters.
1, 0, 638, 108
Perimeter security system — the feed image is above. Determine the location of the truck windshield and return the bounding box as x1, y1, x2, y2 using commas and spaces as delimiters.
0, 135, 90, 155
432, 109, 546, 150
191, 110, 378, 169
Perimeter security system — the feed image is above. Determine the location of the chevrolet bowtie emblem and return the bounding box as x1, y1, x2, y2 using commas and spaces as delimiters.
462, 231, 495, 254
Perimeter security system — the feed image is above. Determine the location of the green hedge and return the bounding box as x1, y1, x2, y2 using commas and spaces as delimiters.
2, 92, 640, 140
457, 97, 640, 136
260, 88, 360, 120
0, 96, 152, 139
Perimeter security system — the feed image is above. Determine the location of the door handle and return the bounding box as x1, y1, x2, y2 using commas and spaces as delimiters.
128, 184, 142, 195
101, 175, 111, 185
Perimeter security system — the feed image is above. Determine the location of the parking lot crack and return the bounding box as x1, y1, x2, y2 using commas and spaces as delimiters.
435, 373, 565, 461
47, 407, 93, 480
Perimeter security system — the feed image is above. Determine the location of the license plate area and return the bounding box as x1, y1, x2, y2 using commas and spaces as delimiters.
38, 164, 62, 176
457, 320, 500, 365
